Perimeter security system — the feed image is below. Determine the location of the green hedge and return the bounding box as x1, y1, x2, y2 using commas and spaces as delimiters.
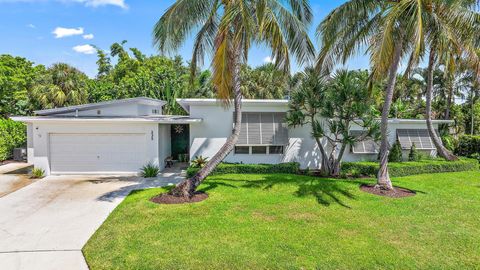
186, 162, 300, 178
0, 119, 26, 161
455, 135, 480, 159
341, 158, 478, 178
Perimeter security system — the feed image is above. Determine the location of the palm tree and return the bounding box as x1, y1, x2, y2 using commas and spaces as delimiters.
316, 0, 415, 190
153, 0, 314, 198
31, 63, 89, 109
398, 0, 479, 161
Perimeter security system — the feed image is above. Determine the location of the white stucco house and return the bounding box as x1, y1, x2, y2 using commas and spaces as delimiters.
12, 97, 452, 176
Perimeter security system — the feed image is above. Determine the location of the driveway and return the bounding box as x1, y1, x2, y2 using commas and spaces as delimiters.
0, 170, 184, 270
0, 163, 35, 198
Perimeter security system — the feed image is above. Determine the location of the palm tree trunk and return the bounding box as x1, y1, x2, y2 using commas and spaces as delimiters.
170, 47, 243, 198
425, 48, 458, 161
471, 90, 475, 135
376, 41, 403, 190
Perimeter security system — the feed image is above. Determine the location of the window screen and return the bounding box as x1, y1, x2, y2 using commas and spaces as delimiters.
350, 130, 379, 154
234, 146, 249, 154
251, 146, 267, 154
396, 129, 436, 150
237, 112, 288, 145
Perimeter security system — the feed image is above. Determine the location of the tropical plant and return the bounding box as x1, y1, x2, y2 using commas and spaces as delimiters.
288, 69, 380, 176
190, 156, 209, 168
30, 167, 45, 179
153, 0, 314, 198
31, 63, 89, 109
0, 119, 26, 161
140, 163, 160, 178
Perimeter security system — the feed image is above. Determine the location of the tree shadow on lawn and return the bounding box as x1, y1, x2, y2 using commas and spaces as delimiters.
203, 174, 363, 208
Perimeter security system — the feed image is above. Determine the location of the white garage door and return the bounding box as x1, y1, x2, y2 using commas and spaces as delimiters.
49, 133, 147, 173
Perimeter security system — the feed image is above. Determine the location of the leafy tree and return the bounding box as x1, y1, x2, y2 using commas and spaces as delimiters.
154, 0, 314, 198
31, 63, 89, 109
0, 55, 44, 117
241, 63, 290, 99
408, 143, 420, 161
388, 141, 403, 162
288, 69, 380, 176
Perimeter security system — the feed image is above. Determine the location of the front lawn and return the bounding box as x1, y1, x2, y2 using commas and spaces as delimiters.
83, 171, 480, 269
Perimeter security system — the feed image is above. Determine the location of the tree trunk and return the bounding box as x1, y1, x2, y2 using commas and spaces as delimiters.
314, 137, 330, 175
425, 48, 458, 161
471, 91, 475, 135
331, 143, 347, 176
376, 41, 403, 190
445, 84, 453, 120
170, 48, 243, 198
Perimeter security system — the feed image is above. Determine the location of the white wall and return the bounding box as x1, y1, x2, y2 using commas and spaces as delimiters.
26, 123, 34, 164
188, 103, 441, 169
30, 122, 159, 175
158, 124, 171, 170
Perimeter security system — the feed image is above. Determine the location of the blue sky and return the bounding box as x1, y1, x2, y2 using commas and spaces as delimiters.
0, 0, 369, 77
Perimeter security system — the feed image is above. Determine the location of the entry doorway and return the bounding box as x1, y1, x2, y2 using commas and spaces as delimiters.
170, 124, 189, 162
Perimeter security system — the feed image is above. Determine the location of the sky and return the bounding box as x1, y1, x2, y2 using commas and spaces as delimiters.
0, 0, 370, 77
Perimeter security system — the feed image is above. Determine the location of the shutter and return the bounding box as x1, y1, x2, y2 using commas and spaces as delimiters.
273, 113, 288, 145
248, 113, 261, 144
396, 129, 436, 150
261, 113, 274, 144
350, 130, 378, 153
237, 112, 248, 144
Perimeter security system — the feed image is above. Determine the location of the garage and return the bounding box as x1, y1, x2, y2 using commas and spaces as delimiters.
49, 133, 148, 174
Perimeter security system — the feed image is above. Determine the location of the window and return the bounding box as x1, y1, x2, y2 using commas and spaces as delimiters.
234, 146, 249, 154
152, 109, 160, 114
350, 130, 379, 154
236, 112, 288, 145
397, 129, 437, 150
269, 145, 284, 154
251, 146, 267, 154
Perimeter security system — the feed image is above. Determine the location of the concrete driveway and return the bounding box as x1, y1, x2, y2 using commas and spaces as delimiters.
0, 171, 184, 270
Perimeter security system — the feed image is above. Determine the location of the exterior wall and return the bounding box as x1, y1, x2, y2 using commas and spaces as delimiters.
188, 103, 441, 169
55, 103, 163, 117
30, 122, 159, 175
26, 123, 34, 164
158, 124, 171, 169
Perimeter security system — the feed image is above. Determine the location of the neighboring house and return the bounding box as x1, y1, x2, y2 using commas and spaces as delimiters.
12, 97, 452, 176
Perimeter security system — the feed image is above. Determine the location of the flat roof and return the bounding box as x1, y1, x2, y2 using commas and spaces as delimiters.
11, 115, 202, 124
176, 98, 289, 113
35, 97, 167, 116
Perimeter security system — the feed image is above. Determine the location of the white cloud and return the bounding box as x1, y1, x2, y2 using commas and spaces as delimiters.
73, 44, 96, 54
27, 24, 36, 28
83, 33, 94, 40
263, 56, 274, 63
52, 27, 84, 38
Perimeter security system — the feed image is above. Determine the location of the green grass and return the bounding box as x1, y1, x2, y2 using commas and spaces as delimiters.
83, 171, 480, 269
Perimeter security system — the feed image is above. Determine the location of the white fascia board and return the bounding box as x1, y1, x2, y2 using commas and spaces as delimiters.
10, 116, 202, 124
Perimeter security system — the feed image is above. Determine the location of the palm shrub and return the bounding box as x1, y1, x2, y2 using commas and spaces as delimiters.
140, 163, 160, 178
191, 156, 209, 168
30, 168, 45, 179
408, 143, 421, 162
388, 141, 403, 162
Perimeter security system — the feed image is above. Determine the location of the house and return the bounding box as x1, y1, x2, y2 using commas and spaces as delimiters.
11, 97, 452, 176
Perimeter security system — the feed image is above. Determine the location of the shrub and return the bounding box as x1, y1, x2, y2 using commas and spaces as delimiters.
140, 163, 160, 178
0, 119, 26, 161
408, 143, 421, 161
191, 156, 209, 168
442, 135, 458, 152
455, 135, 480, 158
388, 141, 403, 162
341, 158, 478, 178
186, 162, 300, 178
30, 167, 45, 179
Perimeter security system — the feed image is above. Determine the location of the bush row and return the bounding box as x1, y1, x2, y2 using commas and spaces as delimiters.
186, 162, 300, 178
455, 135, 480, 160
0, 119, 26, 161
341, 158, 478, 178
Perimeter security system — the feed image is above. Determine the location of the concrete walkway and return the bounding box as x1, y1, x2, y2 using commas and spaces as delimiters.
0, 168, 185, 270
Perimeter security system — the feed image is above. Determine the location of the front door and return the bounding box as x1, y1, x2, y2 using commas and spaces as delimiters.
170, 124, 189, 162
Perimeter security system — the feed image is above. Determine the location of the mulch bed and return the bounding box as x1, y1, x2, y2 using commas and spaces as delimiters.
360, 184, 416, 198
150, 192, 208, 204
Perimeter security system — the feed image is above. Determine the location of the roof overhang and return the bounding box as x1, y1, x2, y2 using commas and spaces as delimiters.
11, 116, 202, 124
387, 118, 454, 124
176, 98, 289, 113
34, 97, 167, 116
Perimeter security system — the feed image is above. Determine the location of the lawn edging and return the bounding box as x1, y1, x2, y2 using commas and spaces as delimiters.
341, 158, 478, 177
